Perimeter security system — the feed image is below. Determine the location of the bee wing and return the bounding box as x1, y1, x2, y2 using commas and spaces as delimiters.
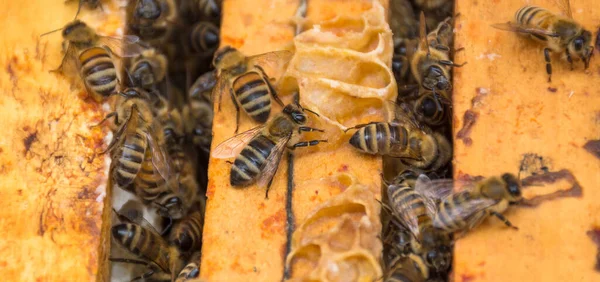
432, 196, 497, 230
246, 50, 294, 77
145, 124, 173, 183
55, 44, 80, 79
418, 11, 430, 53
490, 22, 560, 37
211, 126, 264, 159
256, 135, 290, 189
97, 35, 148, 58
556, 0, 573, 19
413, 174, 454, 217
386, 184, 423, 238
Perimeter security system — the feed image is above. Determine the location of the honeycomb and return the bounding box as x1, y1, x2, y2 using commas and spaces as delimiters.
281, 0, 397, 130
286, 173, 382, 282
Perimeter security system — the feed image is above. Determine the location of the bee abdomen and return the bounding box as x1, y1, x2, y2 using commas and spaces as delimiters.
190, 22, 219, 53
349, 123, 408, 155
230, 135, 275, 186
515, 6, 552, 28
79, 47, 117, 97
114, 133, 147, 188
434, 192, 472, 232
111, 223, 170, 272
233, 73, 271, 123
171, 211, 204, 252
389, 185, 431, 227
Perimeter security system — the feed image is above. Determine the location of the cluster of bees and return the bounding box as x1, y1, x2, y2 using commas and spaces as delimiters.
43, 0, 594, 281
43, 0, 223, 281
379, 0, 594, 281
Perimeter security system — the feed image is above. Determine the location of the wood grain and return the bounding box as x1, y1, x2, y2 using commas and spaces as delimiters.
0, 1, 123, 281
200, 0, 389, 281
452, 0, 600, 281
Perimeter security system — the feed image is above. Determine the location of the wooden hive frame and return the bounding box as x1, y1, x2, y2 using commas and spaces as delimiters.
1, 0, 599, 281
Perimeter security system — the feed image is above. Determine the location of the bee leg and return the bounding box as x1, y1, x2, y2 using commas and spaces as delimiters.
90, 112, 117, 128
434, 44, 450, 52
109, 257, 149, 265
228, 86, 241, 134
288, 139, 328, 149
566, 49, 574, 70
544, 48, 552, 82
490, 211, 518, 230
225, 160, 234, 165
297, 126, 324, 134
438, 60, 467, 67
343, 122, 379, 133
130, 268, 156, 281
264, 151, 287, 199
255, 65, 284, 107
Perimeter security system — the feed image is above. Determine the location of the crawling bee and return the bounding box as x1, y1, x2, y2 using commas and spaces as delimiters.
345, 104, 451, 171
212, 102, 327, 198
43, 20, 144, 102
111, 222, 185, 281
430, 173, 522, 234
126, 0, 178, 44
212, 46, 293, 133
492, 1, 593, 82
411, 12, 464, 103
129, 48, 168, 91
384, 170, 453, 275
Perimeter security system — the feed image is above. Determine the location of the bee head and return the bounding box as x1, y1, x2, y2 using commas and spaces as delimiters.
423, 66, 451, 91
421, 228, 452, 272
62, 20, 92, 42
501, 173, 522, 202
283, 104, 307, 124
212, 46, 244, 72
135, 0, 162, 20
419, 94, 440, 119
569, 30, 593, 68
172, 231, 194, 252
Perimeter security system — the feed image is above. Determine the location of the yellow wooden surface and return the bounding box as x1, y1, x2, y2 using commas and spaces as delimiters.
452, 0, 600, 281
200, 0, 388, 281
0, 1, 123, 281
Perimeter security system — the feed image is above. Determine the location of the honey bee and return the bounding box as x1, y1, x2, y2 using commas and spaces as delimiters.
430, 173, 522, 233
492, 1, 593, 82
384, 170, 453, 275
169, 209, 204, 255
405, 90, 450, 128
188, 21, 220, 55
129, 48, 168, 91
346, 105, 451, 171
212, 46, 293, 133
185, 71, 215, 150
111, 222, 185, 281
43, 20, 144, 102
411, 12, 464, 102
127, 0, 178, 43
212, 102, 327, 198
175, 252, 201, 282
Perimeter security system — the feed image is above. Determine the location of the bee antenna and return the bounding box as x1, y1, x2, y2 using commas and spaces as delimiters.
40, 27, 64, 37
303, 108, 319, 117
74, 0, 83, 20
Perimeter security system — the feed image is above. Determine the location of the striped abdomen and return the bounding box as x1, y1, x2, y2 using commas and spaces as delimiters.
111, 223, 171, 272
388, 184, 432, 231
79, 47, 117, 98
113, 128, 148, 188
433, 191, 484, 233
386, 254, 428, 282
515, 6, 554, 39
134, 146, 168, 202
190, 21, 219, 53
232, 72, 272, 123
175, 261, 200, 282
230, 135, 275, 186
349, 123, 409, 155
170, 210, 204, 253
